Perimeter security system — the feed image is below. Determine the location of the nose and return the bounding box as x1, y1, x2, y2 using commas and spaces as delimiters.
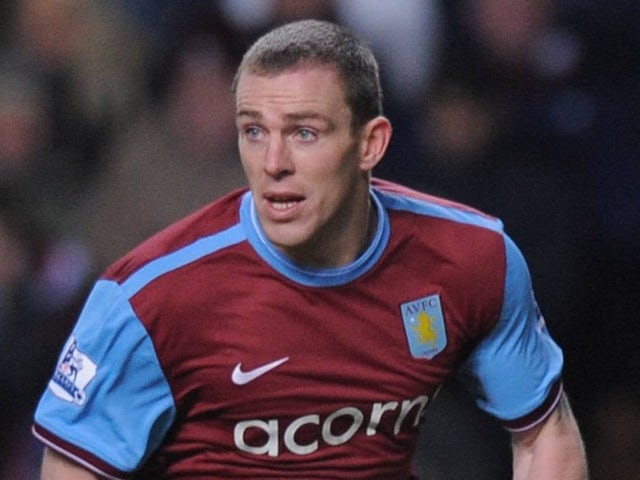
264, 135, 293, 179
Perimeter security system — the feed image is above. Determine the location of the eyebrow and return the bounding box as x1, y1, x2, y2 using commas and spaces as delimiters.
236, 109, 334, 128
235, 109, 261, 120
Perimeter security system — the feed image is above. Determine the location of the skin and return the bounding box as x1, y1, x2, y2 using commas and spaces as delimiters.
39, 62, 588, 479
41, 448, 101, 480
512, 393, 588, 479
234, 62, 391, 268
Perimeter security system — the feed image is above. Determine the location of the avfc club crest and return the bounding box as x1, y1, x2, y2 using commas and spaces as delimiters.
401, 294, 447, 359
49, 336, 97, 406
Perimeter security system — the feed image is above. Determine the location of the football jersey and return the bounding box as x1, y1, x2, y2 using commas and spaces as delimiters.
33, 178, 563, 479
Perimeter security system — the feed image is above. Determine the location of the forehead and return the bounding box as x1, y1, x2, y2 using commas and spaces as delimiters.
235, 63, 349, 118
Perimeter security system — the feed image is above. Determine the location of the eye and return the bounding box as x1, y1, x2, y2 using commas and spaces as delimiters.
295, 128, 317, 142
243, 126, 262, 140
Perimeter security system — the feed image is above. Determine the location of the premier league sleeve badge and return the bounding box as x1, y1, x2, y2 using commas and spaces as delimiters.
49, 335, 97, 406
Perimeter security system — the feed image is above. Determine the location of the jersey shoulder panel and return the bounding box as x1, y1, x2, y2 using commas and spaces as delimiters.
103, 188, 249, 285
372, 177, 503, 233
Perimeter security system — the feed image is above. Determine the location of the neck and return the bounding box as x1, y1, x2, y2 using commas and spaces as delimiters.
285, 197, 378, 269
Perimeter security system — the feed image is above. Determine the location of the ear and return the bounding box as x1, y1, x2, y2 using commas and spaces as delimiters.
359, 116, 392, 173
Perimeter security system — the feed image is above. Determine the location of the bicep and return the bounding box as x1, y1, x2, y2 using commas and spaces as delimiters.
512, 392, 580, 448
41, 448, 105, 480
511, 393, 588, 480
512, 397, 562, 450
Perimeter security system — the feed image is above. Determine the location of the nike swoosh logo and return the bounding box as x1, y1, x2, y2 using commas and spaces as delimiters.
231, 357, 289, 385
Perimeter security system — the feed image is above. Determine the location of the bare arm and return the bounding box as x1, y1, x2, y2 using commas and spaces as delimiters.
41, 447, 106, 480
511, 392, 588, 480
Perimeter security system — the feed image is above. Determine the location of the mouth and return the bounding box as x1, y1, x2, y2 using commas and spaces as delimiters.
271, 201, 298, 210
263, 193, 305, 214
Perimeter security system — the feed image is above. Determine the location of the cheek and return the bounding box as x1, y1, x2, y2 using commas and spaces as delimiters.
313, 159, 362, 209
238, 146, 260, 178
306, 141, 360, 179
303, 161, 351, 200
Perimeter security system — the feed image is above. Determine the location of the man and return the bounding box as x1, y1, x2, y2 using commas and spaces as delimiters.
34, 19, 588, 479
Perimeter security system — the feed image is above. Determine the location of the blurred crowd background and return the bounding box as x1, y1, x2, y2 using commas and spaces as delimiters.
0, 0, 638, 478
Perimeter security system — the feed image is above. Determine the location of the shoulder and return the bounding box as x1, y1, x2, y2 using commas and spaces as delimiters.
102, 188, 249, 285
373, 177, 508, 281
372, 177, 504, 234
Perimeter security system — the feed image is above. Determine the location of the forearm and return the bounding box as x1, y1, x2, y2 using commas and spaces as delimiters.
512, 393, 588, 480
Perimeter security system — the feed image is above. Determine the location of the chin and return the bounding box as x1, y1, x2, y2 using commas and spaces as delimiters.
263, 224, 313, 253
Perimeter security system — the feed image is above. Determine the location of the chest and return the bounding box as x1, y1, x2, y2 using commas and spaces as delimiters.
130, 243, 502, 472
140, 258, 496, 421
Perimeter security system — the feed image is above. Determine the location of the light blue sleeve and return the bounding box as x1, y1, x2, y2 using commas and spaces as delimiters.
459, 235, 563, 425
34, 279, 176, 473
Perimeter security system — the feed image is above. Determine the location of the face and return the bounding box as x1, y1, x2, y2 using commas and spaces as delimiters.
235, 63, 385, 267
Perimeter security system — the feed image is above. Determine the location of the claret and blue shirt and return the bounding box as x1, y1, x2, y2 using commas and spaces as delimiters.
33, 179, 563, 479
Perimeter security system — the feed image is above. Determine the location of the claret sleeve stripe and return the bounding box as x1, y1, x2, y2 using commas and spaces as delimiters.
32, 425, 128, 480
121, 224, 246, 298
